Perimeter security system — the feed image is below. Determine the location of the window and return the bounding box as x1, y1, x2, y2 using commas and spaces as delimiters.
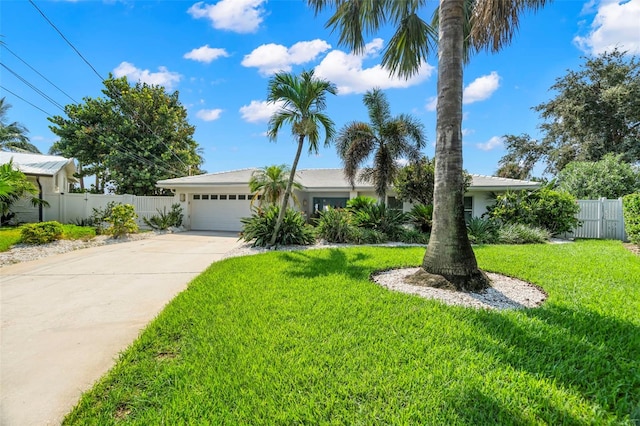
193, 194, 200, 200
229, 194, 237, 200
202, 194, 209, 200
387, 196, 403, 212
211, 194, 218, 200
219, 194, 227, 200
464, 196, 473, 222
238, 194, 246, 200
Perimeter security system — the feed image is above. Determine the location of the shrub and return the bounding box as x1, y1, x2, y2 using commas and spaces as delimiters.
105, 204, 138, 239
407, 203, 433, 233
315, 208, 354, 243
346, 196, 377, 212
398, 228, 430, 244
240, 206, 315, 247
487, 187, 580, 235
466, 217, 499, 244
352, 203, 406, 241
350, 227, 387, 244
497, 223, 551, 244
143, 203, 184, 230
91, 201, 120, 235
622, 193, 640, 245
20, 221, 64, 245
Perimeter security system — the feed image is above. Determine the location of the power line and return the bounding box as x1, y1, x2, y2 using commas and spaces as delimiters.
1, 44, 78, 104
28, 0, 105, 82
1, 63, 66, 112
0, 85, 53, 116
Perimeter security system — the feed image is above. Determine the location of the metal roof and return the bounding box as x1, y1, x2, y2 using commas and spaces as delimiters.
0, 151, 77, 177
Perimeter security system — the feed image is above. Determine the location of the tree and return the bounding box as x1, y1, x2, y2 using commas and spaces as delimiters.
311, 0, 546, 290
0, 98, 41, 154
336, 88, 425, 201
556, 154, 640, 199
0, 160, 48, 225
266, 70, 337, 246
49, 75, 204, 195
394, 157, 435, 206
249, 164, 303, 208
501, 50, 640, 174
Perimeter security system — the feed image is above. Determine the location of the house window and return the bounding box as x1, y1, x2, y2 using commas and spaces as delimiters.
238, 194, 246, 200
387, 196, 403, 211
229, 194, 237, 200
210, 194, 218, 200
464, 196, 473, 222
313, 197, 348, 212
193, 194, 201, 200
220, 195, 227, 200
202, 194, 209, 200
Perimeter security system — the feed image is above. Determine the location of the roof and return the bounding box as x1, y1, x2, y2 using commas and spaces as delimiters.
0, 151, 77, 178
157, 168, 541, 191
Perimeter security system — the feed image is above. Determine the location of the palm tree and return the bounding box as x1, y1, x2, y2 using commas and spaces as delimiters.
0, 98, 41, 153
266, 70, 337, 246
249, 164, 303, 208
310, 0, 546, 290
337, 88, 425, 202
0, 160, 48, 225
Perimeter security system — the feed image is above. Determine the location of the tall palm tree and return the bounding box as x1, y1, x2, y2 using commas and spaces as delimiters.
266, 70, 337, 246
310, 0, 546, 290
249, 164, 303, 208
0, 98, 41, 153
337, 88, 425, 202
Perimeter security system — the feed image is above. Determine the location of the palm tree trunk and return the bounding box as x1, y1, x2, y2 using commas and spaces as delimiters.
269, 135, 305, 246
420, 0, 489, 291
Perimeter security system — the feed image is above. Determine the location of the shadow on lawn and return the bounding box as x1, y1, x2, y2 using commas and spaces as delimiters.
466, 303, 640, 422
277, 248, 372, 280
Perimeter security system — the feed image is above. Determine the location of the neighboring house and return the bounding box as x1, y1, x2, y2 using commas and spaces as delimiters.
0, 151, 77, 223
157, 168, 541, 232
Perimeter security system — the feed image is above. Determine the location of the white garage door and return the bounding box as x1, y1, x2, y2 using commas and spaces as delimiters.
190, 193, 253, 231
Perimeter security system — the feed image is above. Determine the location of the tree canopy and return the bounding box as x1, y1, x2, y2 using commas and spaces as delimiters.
49, 76, 203, 195
0, 97, 41, 154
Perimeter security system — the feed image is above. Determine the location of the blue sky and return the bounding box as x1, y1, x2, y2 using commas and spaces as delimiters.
1, 0, 639, 176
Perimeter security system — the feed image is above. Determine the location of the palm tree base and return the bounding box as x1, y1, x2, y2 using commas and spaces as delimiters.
405, 268, 491, 292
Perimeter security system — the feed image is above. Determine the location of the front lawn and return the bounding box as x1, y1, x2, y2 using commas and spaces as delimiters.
65, 240, 639, 425
0, 224, 96, 252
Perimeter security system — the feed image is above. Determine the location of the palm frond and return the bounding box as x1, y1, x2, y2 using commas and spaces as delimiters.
383, 8, 436, 78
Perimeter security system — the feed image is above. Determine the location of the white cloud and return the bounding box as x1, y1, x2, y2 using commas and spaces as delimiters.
196, 108, 223, 121
463, 71, 500, 104
187, 0, 266, 33
184, 45, 230, 63
314, 38, 434, 95
242, 39, 331, 75
113, 61, 181, 90
239, 100, 285, 123
462, 128, 475, 137
425, 96, 438, 111
574, 0, 640, 55
476, 136, 504, 151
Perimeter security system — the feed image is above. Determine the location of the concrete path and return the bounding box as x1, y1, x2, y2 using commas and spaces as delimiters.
0, 231, 242, 426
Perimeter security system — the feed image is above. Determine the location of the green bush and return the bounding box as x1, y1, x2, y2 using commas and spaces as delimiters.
90, 201, 120, 235
315, 208, 354, 243
407, 203, 433, 233
350, 227, 387, 244
352, 203, 406, 241
497, 223, 551, 244
398, 228, 430, 244
487, 187, 580, 235
466, 217, 499, 244
622, 193, 640, 245
105, 204, 138, 239
346, 196, 377, 212
20, 221, 64, 245
143, 203, 184, 230
240, 206, 316, 247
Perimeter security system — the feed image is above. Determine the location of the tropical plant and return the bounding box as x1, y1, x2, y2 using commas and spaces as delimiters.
336, 88, 426, 201
249, 164, 302, 208
240, 205, 316, 247
143, 203, 184, 230
315, 207, 354, 243
20, 221, 64, 245
466, 217, 498, 245
0, 160, 49, 225
622, 193, 640, 245
105, 203, 138, 238
90, 201, 120, 235
266, 70, 337, 247
497, 223, 551, 245
407, 203, 433, 233
0, 98, 41, 153
398, 228, 430, 244
345, 195, 377, 213
349, 227, 388, 244
311, 0, 547, 290
352, 203, 406, 241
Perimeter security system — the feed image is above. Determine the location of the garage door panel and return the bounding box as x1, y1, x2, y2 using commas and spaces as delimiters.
191, 199, 252, 231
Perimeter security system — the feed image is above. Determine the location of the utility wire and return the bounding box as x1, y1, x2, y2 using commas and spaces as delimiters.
0, 85, 53, 116
1, 63, 66, 111
1, 44, 78, 103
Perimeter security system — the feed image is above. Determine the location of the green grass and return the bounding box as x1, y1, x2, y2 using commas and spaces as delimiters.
64, 240, 639, 425
0, 224, 96, 252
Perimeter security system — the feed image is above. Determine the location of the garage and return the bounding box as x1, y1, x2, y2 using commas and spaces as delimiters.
190, 193, 253, 232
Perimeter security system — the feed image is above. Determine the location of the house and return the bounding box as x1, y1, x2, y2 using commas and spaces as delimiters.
0, 151, 78, 222
157, 168, 541, 232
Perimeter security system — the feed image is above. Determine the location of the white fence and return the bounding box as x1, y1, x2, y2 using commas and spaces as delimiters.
41, 193, 176, 228
569, 198, 627, 241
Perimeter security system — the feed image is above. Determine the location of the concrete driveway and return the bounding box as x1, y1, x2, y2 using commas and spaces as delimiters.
0, 231, 242, 426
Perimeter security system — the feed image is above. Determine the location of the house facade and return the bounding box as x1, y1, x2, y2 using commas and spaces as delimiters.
157, 168, 541, 232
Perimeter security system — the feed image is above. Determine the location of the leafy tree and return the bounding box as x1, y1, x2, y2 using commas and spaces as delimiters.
0, 97, 41, 153
394, 157, 435, 206
249, 164, 302, 208
266, 70, 337, 246
0, 160, 48, 225
622, 193, 640, 245
501, 50, 640, 174
336, 88, 426, 201
49, 75, 204, 195
311, 0, 546, 290
556, 154, 640, 199
495, 162, 531, 180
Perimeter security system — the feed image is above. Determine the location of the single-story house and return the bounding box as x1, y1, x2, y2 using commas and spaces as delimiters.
0, 151, 78, 222
157, 168, 541, 232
